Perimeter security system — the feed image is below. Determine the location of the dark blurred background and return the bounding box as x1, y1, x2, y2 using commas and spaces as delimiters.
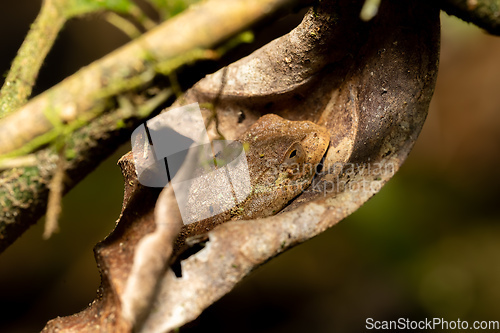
0, 2, 499, 332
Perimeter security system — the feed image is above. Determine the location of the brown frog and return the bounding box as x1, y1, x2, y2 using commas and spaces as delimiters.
174, 114, 330, 251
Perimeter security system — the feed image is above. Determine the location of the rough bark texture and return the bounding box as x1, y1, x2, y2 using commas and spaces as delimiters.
42, 0, 441, 332
0, 105, 156, 253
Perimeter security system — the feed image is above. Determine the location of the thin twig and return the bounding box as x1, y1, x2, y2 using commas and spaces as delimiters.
106, 12, 143, 39
129, 4, 158, 30
0, 0, 66, 118
43, 147, 66, 239
0, 155, 37, 170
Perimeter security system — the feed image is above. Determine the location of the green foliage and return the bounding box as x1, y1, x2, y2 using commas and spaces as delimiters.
147, 0, 200, 20
217, 31, 254, 53
64, 0, 135, 18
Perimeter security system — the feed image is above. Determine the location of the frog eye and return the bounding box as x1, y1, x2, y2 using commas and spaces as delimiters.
283, 142, 305, 165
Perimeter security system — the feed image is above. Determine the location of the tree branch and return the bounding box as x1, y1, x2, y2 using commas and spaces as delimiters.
0, 0, 305, 156
0, 0, 308, 252
0, 0, 66, 118
0, 89, 171, 253
440, 0, 500, 35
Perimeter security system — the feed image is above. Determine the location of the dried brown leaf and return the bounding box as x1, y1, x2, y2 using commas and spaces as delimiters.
42, 0, 440, 332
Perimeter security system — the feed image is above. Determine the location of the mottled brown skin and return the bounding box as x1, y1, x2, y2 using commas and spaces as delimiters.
174, 114, 330, 252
